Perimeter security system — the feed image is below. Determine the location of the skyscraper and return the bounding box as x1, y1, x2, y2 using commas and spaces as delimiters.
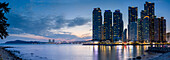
142, 16, 150, 42
128, 7, 138, 24
167, 32, 170, 43
154, 16, 159, 42
141, 10, 146, 20
113, 10, 123, 42
137, 18, 143, 42
92, 8, 102, 41
144, 2, 155, 43
137, 10, 147, 42
149, 16, 155, 42
49, 39, 51, 43
129, 22, 137, 41
159, 17, 166, 42
153, 17, 167, 43
128, 7, 137, 41
163, 19, 166, 42
101, 24, 105, 40
123, 29, 127, 42
104, 10, 112, 41
144, 2, 155, 18
52, 39, 55, 42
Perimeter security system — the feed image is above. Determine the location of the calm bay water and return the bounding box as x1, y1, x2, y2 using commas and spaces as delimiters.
0, 44, 150, 60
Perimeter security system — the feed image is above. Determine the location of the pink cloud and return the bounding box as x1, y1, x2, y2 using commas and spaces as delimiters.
9, 33, 76, 42
10, 33, 51, 40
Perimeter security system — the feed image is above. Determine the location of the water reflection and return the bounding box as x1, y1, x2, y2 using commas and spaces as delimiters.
93, 45, 149, 60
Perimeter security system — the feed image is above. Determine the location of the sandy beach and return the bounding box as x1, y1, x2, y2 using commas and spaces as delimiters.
0, 46, 21, 60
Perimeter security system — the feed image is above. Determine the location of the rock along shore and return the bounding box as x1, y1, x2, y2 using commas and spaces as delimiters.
144, 47, 170, 60
0, 46, 22, 60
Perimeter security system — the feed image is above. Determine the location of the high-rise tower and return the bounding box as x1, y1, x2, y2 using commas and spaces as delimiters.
128, 7, 138, 24
104, 10, 112, 41
137, 18, 143, 42
142, 16, 150, 42
123, 29, 127, 42
128, 7, 138, 41
144, 2, 155, 42
113, 10, 123, 42
144, 2, 155, 18
159, 17, 166, 42
92, 8, 102, 41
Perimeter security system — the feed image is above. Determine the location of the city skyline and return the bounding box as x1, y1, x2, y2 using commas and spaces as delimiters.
0, 0, 170, 43
92, 1, 167, 43
0, 0, 170, 60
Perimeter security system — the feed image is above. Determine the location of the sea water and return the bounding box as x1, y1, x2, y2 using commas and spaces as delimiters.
0, 44, 149, 60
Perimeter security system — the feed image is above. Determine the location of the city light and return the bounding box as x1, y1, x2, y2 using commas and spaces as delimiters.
91, 1, 168, 45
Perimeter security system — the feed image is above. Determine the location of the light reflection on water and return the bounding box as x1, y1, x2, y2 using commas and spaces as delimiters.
0, 44, 150, 60
93, 45, 149, 60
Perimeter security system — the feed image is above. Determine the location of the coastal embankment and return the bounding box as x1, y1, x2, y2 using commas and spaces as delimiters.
0, 46, 21, 60
145, 47, 170, 60
150, 52, 170, 60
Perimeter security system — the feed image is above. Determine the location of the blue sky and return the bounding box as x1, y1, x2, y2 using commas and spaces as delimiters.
0, 0, 169, 43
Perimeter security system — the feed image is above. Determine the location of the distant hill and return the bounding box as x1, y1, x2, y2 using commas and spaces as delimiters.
4, 40, 47, 44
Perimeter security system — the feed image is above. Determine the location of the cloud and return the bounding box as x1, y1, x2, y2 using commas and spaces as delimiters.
31, 0, 91, 4
10, 33, 51, 40
48, 24, 92, 38
80, 33, 91, 38
9, 33, 77, 42
67, 17, 90, 27
48, 30, 71, 35
5, 13, 91, 41
7, 13, 90, 36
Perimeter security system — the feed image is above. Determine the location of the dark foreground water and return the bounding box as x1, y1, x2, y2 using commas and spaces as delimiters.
0, 44, 150, 60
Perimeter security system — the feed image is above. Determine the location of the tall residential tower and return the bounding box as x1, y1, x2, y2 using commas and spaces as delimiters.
128, 7, 138, 41
113, 10, 123, 42
104, 10, 112, 41
92, 8, 102, 41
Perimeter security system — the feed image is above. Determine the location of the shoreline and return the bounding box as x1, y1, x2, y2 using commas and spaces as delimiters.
144, 47, 170, 60
143, 52, 170, 60
0, 45, 169, 60
151, 52, 170, 60
141, 52, 163, 60
83, 43, 170, 46
0, 46, 22, 60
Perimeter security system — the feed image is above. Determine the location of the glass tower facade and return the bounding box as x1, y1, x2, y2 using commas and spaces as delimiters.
144, 2, 155, 42
123, 29, 127, 42
149, 16, 155, 42
137, 18, 143, 42
128, 7, 138, 24
154, 16, 159, 42
128, 7, 137, 41
144, 2, 155, 18
92, 8, 102, 41
104, 10, 112, 41
167, 33, 170, 43
142, 16, 150, 42
113, 10, 123, 42
159, 17, 166, 42
129, 22, 137, 41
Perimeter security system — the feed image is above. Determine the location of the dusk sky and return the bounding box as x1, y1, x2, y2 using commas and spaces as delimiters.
0, 0, 169, 43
